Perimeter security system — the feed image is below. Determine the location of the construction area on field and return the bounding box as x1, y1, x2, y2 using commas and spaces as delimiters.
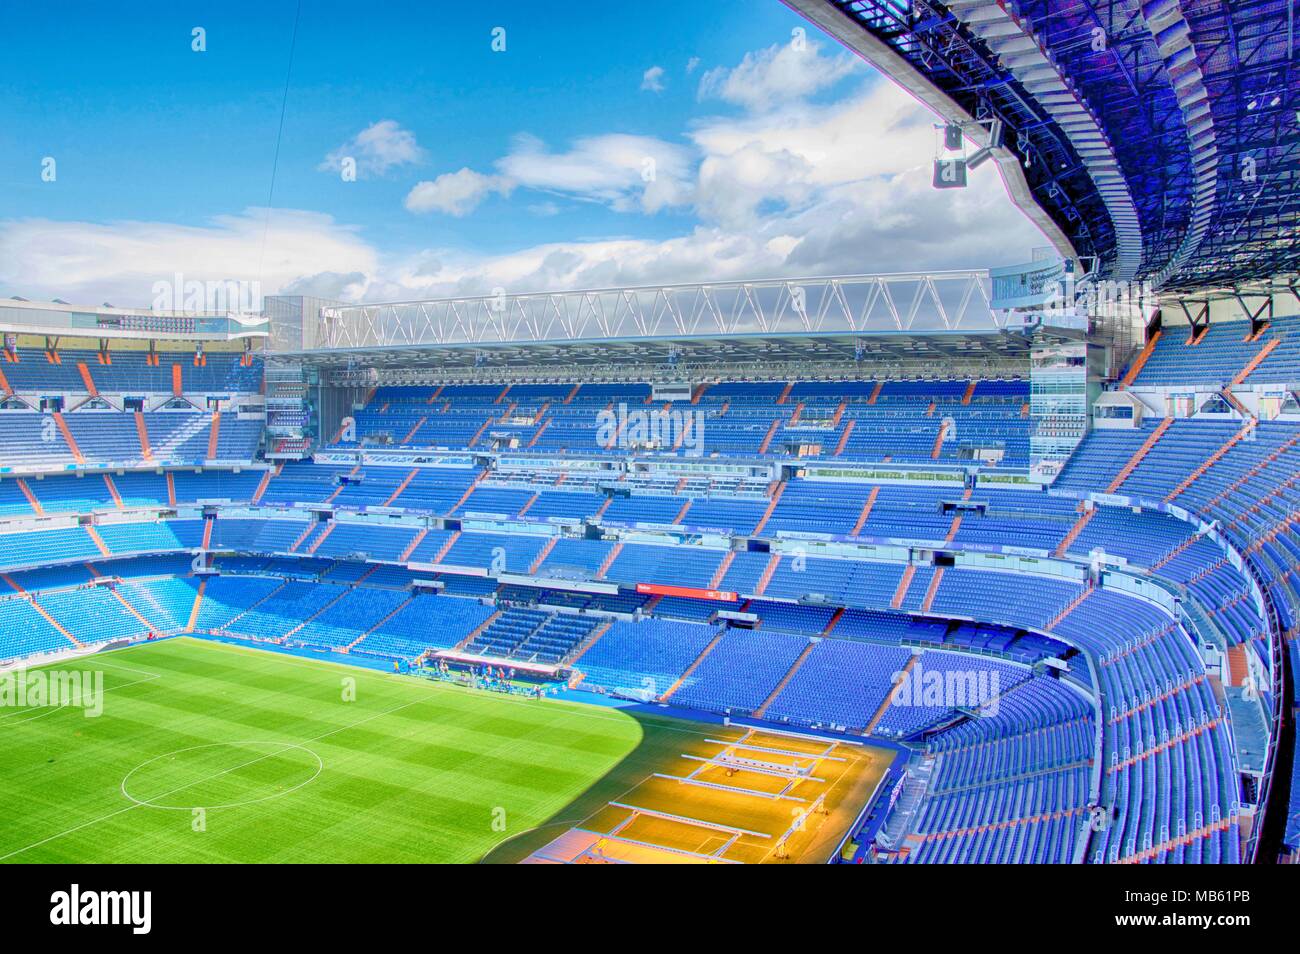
524, 726, 888, 864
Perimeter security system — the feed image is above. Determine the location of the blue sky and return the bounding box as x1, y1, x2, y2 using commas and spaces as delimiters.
0, 0, 1045, 306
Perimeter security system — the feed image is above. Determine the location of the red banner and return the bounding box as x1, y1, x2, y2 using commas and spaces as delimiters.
635, 583, 738, 602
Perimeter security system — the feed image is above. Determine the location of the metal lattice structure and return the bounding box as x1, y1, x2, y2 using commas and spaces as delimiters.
787, 0, 1299, 293
314, 271, 1002, 350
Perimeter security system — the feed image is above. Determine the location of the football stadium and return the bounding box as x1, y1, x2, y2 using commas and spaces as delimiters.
1, 0, 1297, 875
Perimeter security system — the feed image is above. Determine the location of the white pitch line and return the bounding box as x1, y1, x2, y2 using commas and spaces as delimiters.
0, 659, 164, 727
0, 691, 433, 862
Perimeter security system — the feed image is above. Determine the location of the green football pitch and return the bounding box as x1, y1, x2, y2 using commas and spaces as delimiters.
0, 637, 711, 864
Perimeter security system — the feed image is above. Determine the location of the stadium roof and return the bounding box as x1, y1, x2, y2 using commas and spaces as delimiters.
279, 327, 1067, 377
788, 0, 1299, 293
274, 269, 1089, 375
299, 272, 1020, 351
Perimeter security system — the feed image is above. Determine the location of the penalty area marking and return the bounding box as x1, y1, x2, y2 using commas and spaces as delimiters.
120, 741, 323, 811
0, 658, 164, 728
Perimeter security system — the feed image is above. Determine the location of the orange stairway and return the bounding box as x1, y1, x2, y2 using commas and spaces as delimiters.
822, 607, 844, 636
401, 416, 427, 444
85, 525, 111, 557
660, 631, 726, 702
305, 522, 335, 555
890, 565, 917, 609
1054, 507, 1096, 557
754, 553, 782, 595
51, 412, 84, 464
184, 579, 206, 633
1231, 337, 1280, 386
596, 542, 623, 580
17, 478, 44, 516
288, 523, 317, 553
109, 587, 158, 633
103, 474, 124, 509
751, 481, 786, 536
398, 528, 428, 563
961, 380, 976, 405
756, 418, 781, 455
382, 468, 420, 506
565, 620, 612, 669
1105, 417, 1173, 493
1165, 421, 1254, 502
447, 470, 487, 515
1224, 645, 1248, 688
849, 486, 879, 536
346, 595, 416, 652
866, 655, 916, 735
944, 514, 962, 543
206, 411, 221, 459
24, 595, 82, 647
431, 530, 461, 564
467, 417, 492, 448
930, 420, 949, 459
708, 551, 736, 590
76, 361, 99, 397
528, 537, 557, 574
526, 418, 552, 448
919, 567, 945, 614
1046, 586, 1094, 631
1118, 330, 1161, 388
754, 640, 817, 717
833, 420, 855, 456
251, 467, 275, 504
134, 411, 153, 461
453, 610, 503, 652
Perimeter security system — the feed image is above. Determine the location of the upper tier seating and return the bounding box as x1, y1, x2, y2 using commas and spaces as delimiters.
0, 350, 262, 393
0, 408, 260, 469
1128, 315, 1298, 387
329, 378, 1030, 466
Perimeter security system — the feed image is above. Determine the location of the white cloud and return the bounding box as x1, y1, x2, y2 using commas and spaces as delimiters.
318, 120, 425, 179
495, 133, 693, 214
640, 65, 665, 92
698, 40, 861, 111
4, 43, 1046, 313
685, 56, 700, 75
687, 80, 935, 229
404, 168, 513, 216
0, 209, 377, 306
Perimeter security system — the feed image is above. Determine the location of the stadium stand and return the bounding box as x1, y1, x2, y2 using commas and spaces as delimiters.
0, 320, 1294, 866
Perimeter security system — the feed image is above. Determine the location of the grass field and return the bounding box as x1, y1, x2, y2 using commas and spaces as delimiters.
0, 637, 885, 864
